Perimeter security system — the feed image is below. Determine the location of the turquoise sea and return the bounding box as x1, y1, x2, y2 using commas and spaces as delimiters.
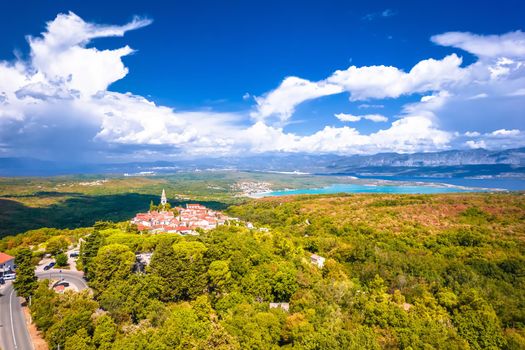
252, 175, 525, 197
255, 183, 482, 197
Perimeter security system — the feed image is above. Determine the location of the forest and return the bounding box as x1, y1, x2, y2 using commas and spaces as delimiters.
2, 193, 524, 349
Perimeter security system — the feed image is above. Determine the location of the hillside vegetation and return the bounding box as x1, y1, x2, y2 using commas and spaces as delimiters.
0, 172, 351, 236
2, 193, 524, 349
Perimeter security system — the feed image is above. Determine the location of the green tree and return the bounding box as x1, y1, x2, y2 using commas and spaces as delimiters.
453, 291, 506, 349
64, 328, 94, 350
281, 312, 314, 345
46, 236, 69, 256
99, 274, 164, 324
150, 238, 178, 301
208, 260, 232, 296
81, 231, 104, 277
223, 305, 282, 349
31, 280, 56, 332
272, 265, 298, 302
150, 200, 157, 212
56, 252, 68, 267
93, 314, 117, 350
150, 240, 208, 301
46, 291, 98, 349
13, 248, 37, 299
90, 244, 135, 293
202, 322, 241, 350
172, 241, 209, 300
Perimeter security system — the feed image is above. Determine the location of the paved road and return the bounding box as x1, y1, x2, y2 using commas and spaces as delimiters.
0, 281, 33, 350
0, 270, 88, 350
36, 270, 88, 291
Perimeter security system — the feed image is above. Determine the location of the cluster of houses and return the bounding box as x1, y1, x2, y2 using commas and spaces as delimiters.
131, 190, 234, 234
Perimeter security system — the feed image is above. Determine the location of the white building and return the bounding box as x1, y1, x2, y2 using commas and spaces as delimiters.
310, 254, 325, 268
0, 252, 15, 273
269, 302, 290, 312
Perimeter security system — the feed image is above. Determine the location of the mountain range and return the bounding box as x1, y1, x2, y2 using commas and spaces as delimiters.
1, 148, 524, 178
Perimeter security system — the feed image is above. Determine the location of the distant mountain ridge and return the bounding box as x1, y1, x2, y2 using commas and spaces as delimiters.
0, 148, 524, 177
328, 148, 525, 168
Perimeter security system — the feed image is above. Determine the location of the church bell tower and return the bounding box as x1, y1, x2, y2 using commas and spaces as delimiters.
161, 189, 167, 206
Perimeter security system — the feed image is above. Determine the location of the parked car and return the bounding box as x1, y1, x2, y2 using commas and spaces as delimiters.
69, 252, 79, 258
43, 261, 56, 270
53, 281, 70, 288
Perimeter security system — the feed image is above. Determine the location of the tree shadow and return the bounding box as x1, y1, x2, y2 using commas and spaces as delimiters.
1, 191, 84, 198
0, 193, 230, 237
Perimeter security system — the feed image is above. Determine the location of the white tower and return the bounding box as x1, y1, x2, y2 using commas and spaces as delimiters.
161, 189, 167, 206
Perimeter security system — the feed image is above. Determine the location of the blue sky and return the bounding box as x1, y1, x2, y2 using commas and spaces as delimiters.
0, 0, 524, 161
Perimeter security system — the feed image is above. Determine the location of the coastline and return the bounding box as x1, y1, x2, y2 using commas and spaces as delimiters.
247, 178, 506, 198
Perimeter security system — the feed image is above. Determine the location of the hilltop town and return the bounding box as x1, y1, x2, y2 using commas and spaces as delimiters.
131, 189, 235, 234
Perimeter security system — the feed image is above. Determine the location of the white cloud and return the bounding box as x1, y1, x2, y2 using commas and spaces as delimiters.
243, 116, 451, 154
335, 113, 388, 122
431, 31, 525, 58
468, 93, 488, 100
358, 104, 384, 109
327, 54, 465, 101
465, 140, 486, 149
334, 113, 361, 122
250, 77, 342, 123
28, 12, 151, 96
461, 128, 524, 150
464, 131, 481, 137
509, 88, 525, 96
362, 9, 397, 21
491, 129, 520, 136
252, 54, 465, 123
382, 9, 396, 17
0, 12, 244, 160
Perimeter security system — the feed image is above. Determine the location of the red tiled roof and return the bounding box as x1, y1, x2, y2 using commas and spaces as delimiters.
54, 285, 65, 292
0, 252, 14, 264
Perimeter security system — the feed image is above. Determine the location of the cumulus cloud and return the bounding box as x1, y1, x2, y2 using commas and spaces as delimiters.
242, 116, 450, 154
335, 113, 388, 122
250, 77, 342, 123
431, 31, 525, 58
252, 54, 465, 122
464, 131, 481, 137
29, 12, 151, 96
465, 140, 486, 149
461, 128, 524, 150
327, 54, 465, 100
0, 13, 243, 159
491, 129, 520, 136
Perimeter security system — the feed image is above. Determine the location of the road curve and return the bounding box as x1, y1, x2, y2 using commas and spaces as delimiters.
0, 269, 88, 350
36, 270, 89, 291
0, 282, 34, 350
